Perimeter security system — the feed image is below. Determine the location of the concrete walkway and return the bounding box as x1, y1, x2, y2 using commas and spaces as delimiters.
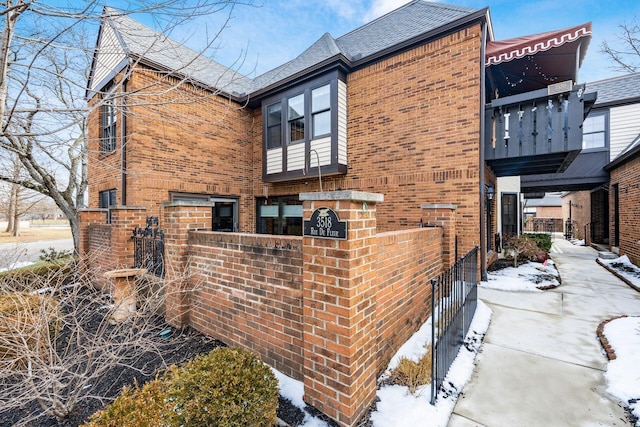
449, 238, 640, 427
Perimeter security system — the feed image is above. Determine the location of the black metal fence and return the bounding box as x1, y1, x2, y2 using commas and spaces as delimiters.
132, 216, 165, 277
430, 246, 478, 404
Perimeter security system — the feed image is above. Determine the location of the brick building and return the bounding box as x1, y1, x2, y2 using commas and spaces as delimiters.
606, 137, 640, 266
84, 2, 595, 425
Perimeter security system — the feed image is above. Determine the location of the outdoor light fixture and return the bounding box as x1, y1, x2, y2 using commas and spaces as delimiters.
486, 185, 495, 201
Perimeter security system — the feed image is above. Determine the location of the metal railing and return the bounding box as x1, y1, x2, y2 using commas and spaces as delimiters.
132, 216, 165, 278
430, 246, 478, 404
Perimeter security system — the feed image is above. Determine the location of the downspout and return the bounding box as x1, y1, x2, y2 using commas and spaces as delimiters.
479, 19, 488, 281
120, 72, 129, 205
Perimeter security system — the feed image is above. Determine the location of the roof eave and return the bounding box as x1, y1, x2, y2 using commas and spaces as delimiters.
246, 54, 351, 104
605, 137, 640, 171
128, 53, 248, 104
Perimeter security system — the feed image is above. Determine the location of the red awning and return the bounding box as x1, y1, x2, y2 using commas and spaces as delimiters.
486, 23, 592, 66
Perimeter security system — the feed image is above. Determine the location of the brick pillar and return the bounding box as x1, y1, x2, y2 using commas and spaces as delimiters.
110, 206, 148, 269
162, 201, 214, 328
77, 209, 108, 257
421, 204, 457, 269
300, 190, 383, 427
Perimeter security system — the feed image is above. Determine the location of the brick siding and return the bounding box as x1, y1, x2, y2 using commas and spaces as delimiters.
610, 157, 640, 267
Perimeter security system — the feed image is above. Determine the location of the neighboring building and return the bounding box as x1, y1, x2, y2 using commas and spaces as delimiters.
524, 192, 563, 233
606, 135, 640, 266
554, 73, 640, 247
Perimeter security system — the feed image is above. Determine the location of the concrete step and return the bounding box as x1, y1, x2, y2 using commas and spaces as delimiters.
598, 251, 618, 260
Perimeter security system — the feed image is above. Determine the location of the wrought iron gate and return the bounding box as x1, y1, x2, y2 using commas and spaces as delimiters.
430, 246, 478, 404
132, 216, 165, 277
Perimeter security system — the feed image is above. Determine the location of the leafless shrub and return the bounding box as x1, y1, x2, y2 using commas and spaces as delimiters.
388, 344, 433, 395
0, 252, 199, 426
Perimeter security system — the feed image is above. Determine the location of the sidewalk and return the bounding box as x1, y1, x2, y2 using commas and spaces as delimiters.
448, 238, 640, 426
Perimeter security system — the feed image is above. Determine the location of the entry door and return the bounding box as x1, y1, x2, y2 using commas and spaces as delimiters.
613, 184, 620, 247
501, 193, 518, 237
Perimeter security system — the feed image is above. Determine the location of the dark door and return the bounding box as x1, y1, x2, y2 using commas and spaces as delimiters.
501, 193, 518, 237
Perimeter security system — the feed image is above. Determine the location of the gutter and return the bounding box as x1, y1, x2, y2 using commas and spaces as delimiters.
121, 71, 129, 205
480, 16, 488, 281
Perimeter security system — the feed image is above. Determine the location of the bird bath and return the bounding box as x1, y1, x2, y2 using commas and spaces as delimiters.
103, 268, 147, 323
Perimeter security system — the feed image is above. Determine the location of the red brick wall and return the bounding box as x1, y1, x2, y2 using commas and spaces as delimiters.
251, 26, 483, 254
375, 227, 442, 372
610, 157, 640, 267
536, 206, 562, 218
186, 232, 305, 380
89, 26, 483, 251
88, 68, 256, 227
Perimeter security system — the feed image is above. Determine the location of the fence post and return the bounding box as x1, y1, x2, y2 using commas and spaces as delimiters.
162, 201, 214, 329
430, 278, 437, 405
421, 204, 457, 269
300, 190, 383, 427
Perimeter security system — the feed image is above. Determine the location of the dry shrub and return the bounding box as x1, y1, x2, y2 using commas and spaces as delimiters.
0, 292, 60, 368
389, 344, 433, 394
83, 347, 279, 427
81, 377, 171, 427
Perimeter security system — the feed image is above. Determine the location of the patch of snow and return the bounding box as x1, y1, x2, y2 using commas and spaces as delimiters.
271, 301, 492, 427
0, 260, 34, 273
599, 255, 640, 289
570, 239, 585, 246
371, 301, 491, 427
604, 317, 640, 426
480, 260, 559, 292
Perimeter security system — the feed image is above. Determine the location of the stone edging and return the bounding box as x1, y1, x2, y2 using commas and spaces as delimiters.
596, 315, 628, 361
596, 259, 640, 293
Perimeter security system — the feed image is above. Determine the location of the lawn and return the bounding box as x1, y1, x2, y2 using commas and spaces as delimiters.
0, 223, 72, 244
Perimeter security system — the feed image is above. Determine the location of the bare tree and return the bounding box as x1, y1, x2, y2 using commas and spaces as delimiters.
0, 252, 207, 426
601, 19, 640, 73
0, 1, 254, 253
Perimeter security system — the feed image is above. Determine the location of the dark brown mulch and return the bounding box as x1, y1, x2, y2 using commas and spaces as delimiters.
0, 321, 312, 427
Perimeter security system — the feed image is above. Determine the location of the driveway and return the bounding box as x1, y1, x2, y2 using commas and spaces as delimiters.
449, 238, 640, 426
0, 238, 74, 270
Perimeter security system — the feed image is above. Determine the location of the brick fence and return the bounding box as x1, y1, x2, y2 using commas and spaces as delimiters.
79, 191, 446, 427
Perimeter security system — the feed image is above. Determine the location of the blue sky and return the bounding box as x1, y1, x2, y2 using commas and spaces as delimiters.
126, 0, 639, 84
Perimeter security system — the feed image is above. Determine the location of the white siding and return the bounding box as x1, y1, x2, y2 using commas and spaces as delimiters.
310, 137, 332, 167
287, 143, 305, 171
610, 104, 640, 160
91, 24, 126, 92
266, 148, 283, 174
337, 80, 348, 165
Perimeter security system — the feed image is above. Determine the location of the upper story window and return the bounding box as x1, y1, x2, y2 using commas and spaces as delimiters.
287, 93, 305, 144
261, 71, 347, 183
101, 83, 117, 153
312, 84, 331, 138
266, 103, 282, 149
582, 111, 608, 150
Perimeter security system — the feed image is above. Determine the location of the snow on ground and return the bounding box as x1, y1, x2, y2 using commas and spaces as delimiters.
273, 301, 492, 427
480, 259, 559, 292
0, 260, 35, 273
603, 316, 640, 426
599, 255, 640, 289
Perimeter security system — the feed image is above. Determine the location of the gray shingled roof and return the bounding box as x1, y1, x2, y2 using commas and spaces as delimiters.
99, 1, 480, 97
104, 7, 253, 95
335, 1, 476, 60
587, 72, 640, 106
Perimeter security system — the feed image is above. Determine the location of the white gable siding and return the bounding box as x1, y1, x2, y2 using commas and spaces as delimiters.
610, 103, 640, 160
337, 80, 347, 165
310, 137, 332, 167
91, 24, 127, 93
266, 148, 283, 174
287, 143, 305, 171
